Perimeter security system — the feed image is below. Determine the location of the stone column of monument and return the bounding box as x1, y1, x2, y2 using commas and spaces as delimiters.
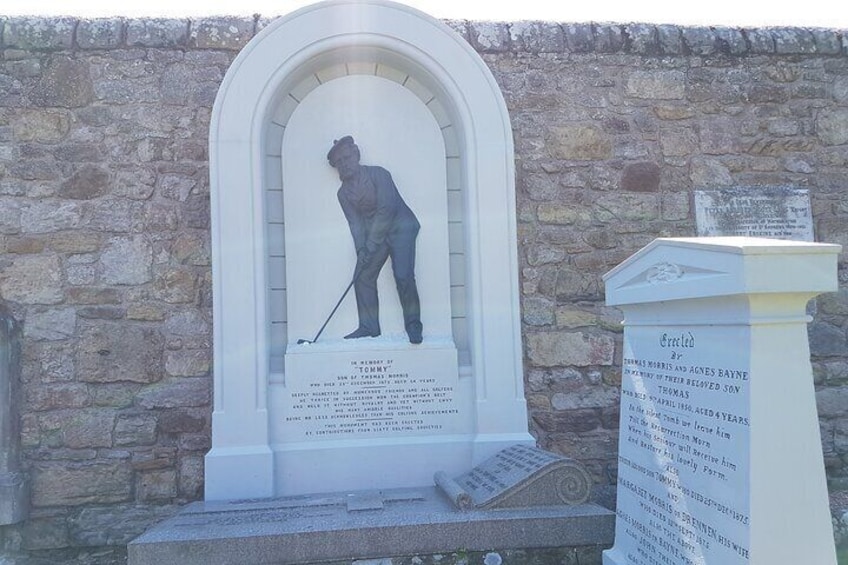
0, 308, 29, 525
603, 237, 840, 565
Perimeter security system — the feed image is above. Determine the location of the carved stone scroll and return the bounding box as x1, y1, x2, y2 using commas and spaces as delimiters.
435, 445, 592, 510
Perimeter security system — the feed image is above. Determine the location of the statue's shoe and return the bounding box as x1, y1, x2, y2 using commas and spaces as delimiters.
344, 328, 380, 339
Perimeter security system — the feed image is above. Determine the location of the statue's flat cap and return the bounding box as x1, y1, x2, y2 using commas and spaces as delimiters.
327, 135, 356, 163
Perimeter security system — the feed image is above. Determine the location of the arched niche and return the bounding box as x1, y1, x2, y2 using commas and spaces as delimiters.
207, 0, 533, 500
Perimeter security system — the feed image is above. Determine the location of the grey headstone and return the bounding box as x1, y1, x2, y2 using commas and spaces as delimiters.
694, 187, 814, 241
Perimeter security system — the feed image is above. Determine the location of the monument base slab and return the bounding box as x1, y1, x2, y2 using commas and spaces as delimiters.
128, 487, 614, 565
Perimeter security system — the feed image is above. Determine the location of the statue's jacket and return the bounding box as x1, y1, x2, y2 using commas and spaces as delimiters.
337, 165, 420, 254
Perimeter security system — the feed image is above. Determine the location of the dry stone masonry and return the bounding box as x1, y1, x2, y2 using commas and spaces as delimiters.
0, 14, 846, 560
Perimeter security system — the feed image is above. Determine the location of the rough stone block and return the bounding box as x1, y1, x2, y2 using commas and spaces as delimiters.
625, 70, 685, 100
714, 27, 747, 55
69, 504, 179, 547
154, 268, 197, 304
469, 22, 510, 53
681, 26, 716, 55
690, 156, 733, 187
594, 193, 659, 222
620, 162, 660, 192
40, 408, 115, 448
165, 349, 210, 377
163, 310, 209, 337
137, 469, 177, 502
745, 28, 775, 53
189, 17, 254, 50
127, 304, 167, 322
77, 323, 164, 384
137, 377, 210, 409
31, 461, 132, 506
533, 409, 601, 433
171, 233, 210, 266
521, 296, 555, 326
548, 125, 611, 161
30, 56, 94, 108
594, 24, 625, 53
625, 24, 658, 55
551, 386, 619, 411
0, 254, 63, 304
773, 28, 816, 54
563, 24, 594, 53
526, 331, 615, 367
809, 322, 847, 357
23, 340, 75, 383
158, 409, 205, 433
26, 382, 89, 412
114, 413, 158, 446
555, 307, 598, 329
547, 431, 618, 461
89, 383, 140, 408
100, 235, 152, 285
76, 18, 124, 49
21, 516, 69, 550
659, 127, 698, 156
656, 25, 682, 55
126, 19, 188, 47
12, 109, 70, 142
509, 21, 564, 53
661, 192, 690, 221
537, 204, 591, 225
5, 17, 75, 50
0, 199, 21, 235
817, 386, 848, 419
59, 165, 110, 199
817, 108, 848, 146
24, 308, 76, 341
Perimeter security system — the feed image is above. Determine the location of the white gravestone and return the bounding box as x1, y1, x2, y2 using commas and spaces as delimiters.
205, 0, 534, 499
603, 237, 840, 565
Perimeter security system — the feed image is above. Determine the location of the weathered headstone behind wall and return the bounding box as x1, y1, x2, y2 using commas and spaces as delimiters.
603, 237, 840, 565
694, 187, 814, 241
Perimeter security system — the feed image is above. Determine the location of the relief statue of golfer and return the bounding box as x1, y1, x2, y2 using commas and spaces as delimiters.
327, 136, 423, 344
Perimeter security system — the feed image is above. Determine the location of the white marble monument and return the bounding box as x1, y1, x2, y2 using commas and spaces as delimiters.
206, 0, 533, 499
603, 237, 840, 565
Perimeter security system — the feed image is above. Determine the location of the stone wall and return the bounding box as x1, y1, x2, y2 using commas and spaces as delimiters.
0, 15, 846, 558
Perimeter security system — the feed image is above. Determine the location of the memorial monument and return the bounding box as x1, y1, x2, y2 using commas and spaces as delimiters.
129, 3, 617, 563
602, 237, 840, 565
204, 0, 534, 500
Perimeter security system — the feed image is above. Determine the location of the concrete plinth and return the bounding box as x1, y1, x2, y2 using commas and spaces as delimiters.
128, 487, 614, 565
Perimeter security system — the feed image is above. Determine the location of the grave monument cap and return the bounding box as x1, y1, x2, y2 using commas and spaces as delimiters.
603, 236, 841, 307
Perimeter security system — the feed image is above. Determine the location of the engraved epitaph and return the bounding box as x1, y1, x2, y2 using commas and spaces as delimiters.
603, 237, 839, 565
436, 445, 592, 510
694, 187, 813, 241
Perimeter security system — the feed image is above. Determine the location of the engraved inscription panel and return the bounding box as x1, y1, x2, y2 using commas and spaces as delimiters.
282, 348, 461, 441
694, 188, 813, 241
455, 445, 561, 505
613, 326, 751, 565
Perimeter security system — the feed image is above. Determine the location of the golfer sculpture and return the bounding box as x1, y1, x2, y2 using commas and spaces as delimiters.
327, 136, 423, 344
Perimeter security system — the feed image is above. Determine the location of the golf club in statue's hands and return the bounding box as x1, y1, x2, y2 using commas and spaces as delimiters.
296, 275, 357, 345
296, 255, 370, 345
